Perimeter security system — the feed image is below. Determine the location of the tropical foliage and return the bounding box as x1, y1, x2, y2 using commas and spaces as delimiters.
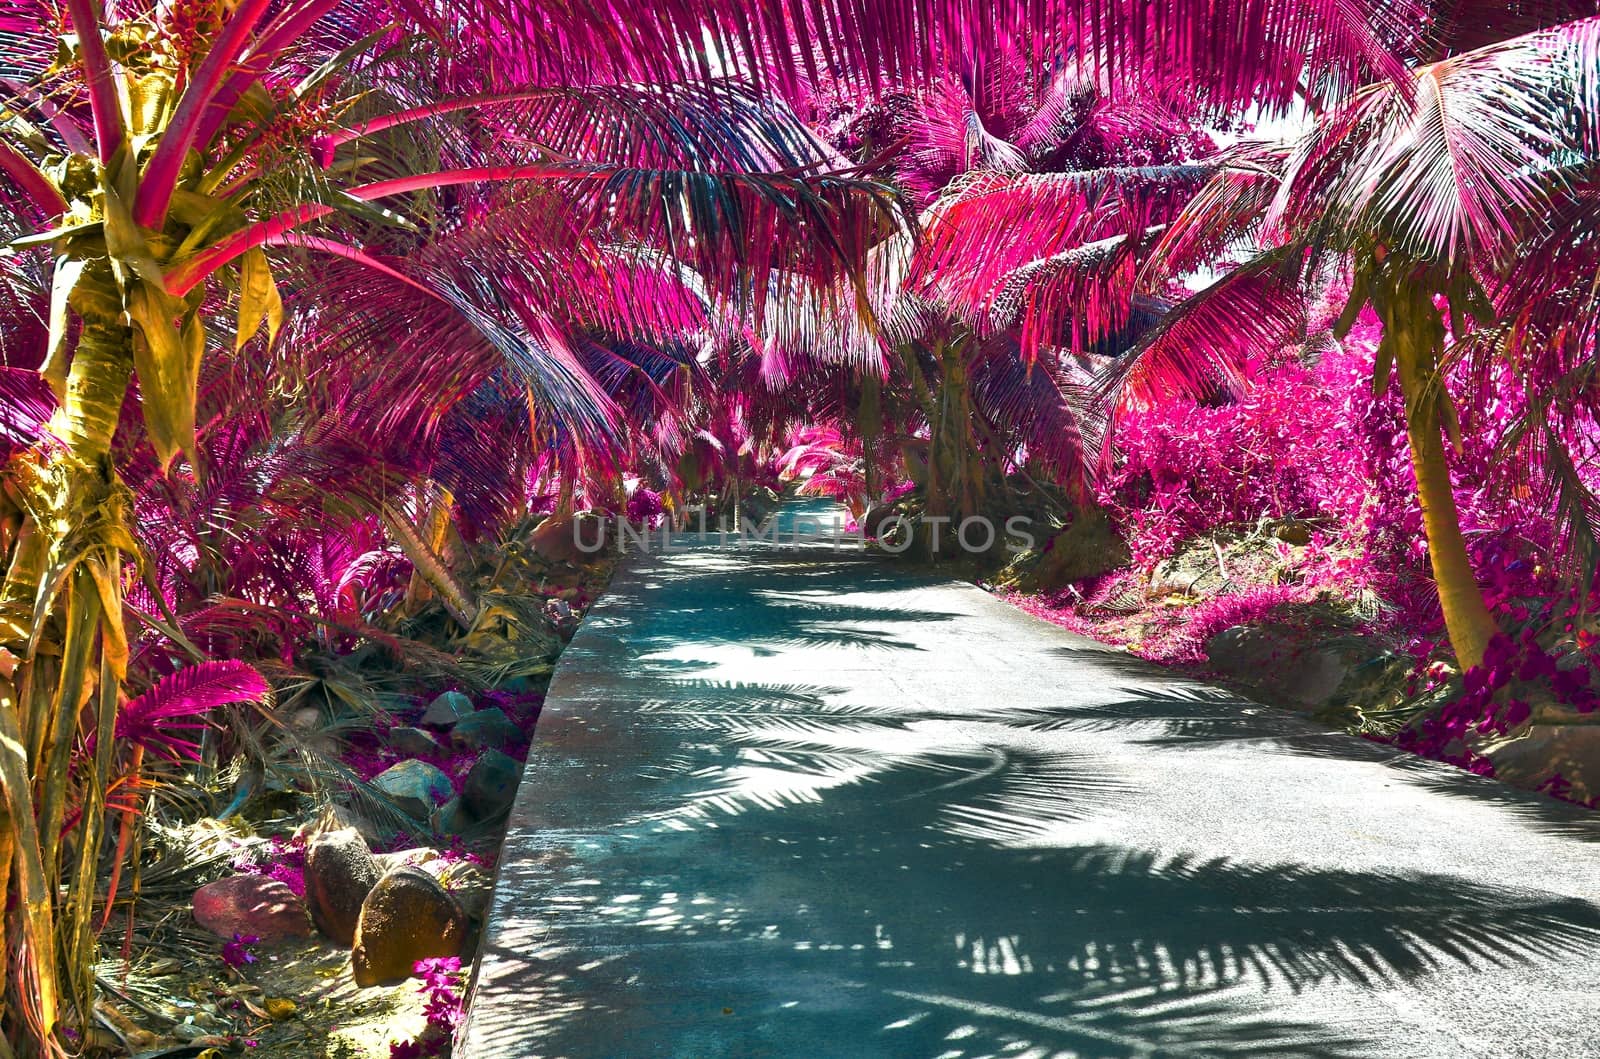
0, 0, 1595, 1052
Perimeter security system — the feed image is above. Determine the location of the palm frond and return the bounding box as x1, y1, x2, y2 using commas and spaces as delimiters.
1098, 250, 1305, 411
1268, 27, 1586, 269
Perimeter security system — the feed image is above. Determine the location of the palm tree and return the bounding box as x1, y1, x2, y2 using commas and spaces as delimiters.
0, 1, 902, 1046
0, 0, 1486, 1047
753, 34, 1381, 546
1116, 16, 1600, 669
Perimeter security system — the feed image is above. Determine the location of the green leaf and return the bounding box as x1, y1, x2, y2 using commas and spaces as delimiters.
0, 680, 61, 1032
236, 248, 282, 350
41, 258, 87, 399
124, 71, 174, 142
100, 178, 165, 289
126, 281, 197, 472
7, 220, 102, 251
171, 189, 248, 260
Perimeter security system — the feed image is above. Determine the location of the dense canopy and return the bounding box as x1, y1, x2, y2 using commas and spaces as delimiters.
0, 0, 1598, 1053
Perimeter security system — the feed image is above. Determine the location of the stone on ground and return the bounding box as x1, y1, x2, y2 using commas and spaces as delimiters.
461, 749, 520, 819
193, 875, 313, 944
304, 828, 382, 946
387, 726, 442, 756
352, 866, 467, 986
449, 708, 522, 751
419, 690, 474, 727
371, 759, 453, 820
430, 795, 477, 836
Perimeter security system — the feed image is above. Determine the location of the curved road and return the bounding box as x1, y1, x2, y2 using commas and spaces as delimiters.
459, 501, 1600, 1058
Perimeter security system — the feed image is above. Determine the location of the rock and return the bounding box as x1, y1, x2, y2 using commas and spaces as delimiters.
1018, 509, 1130, 590
1273, 520, 1313, 545
530, 512, 604, 566
375, 847, 446, 878
462, 749, 522, 820
304, 828, 381, 946
420, 691, 474, 727
371, 759, 454, 821
1205, 624, 1349, 709
1487, 723, 1600, 803
450, 708, 522, 752
192, 875, 313, 944
387, 726, 442, 756
431, 795, 478, 836
1148, 557, 1200, 597
351, 867, 468, 986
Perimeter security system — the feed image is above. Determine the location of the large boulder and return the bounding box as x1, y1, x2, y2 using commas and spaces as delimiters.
461, 749, 521, 820
419, 691, 474, 727
1205, 624, 1349, 709
193, 875, 313, 944
351, 867, 467, 986
303, 828, 381, 946
1024, 510, 1130, 591
1203, 619, 1411, 717
430, 795, 478, 837
371, 760, 454, 821
1487, 722, 1600, 803
530, 512, 605, 566
450, 708, 522, 752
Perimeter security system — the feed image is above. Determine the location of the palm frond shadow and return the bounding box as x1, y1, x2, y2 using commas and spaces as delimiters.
594, 583, 960, 654
1384, 755, 1600, 844
1046, 643, 1182, 679
480, 806, 1600, 1059
480, 514, 1600, 1058
1017, 684, 1386, 758
879, 982, 1379, 1059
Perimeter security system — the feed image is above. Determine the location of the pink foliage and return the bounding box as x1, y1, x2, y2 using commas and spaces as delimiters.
1101, 315, 1590, 648
233, 836, 307, 898
116, 661, 271, 763
1103, 353, 1371, 566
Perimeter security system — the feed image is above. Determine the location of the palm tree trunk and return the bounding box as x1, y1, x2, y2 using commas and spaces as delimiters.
0, 302, 136, 1050
1394, 320, 1499, 670
403, 488, 455, 613
381, 502, 478, 629
857, 374, 881, 503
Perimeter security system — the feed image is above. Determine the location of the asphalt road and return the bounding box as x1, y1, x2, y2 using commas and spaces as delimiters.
458, 501, 1600, 1058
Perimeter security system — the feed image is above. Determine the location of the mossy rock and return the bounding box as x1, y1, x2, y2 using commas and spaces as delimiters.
1004, 509, 1129, 592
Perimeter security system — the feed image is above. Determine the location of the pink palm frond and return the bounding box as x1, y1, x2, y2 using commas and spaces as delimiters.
116, 662, 272, 763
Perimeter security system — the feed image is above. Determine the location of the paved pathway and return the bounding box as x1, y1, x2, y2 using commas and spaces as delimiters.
459, 501, 1600, 1058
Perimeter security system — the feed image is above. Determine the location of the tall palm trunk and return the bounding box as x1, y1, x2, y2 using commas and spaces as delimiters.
921, 339, 986, 549
0, 295, 136, 1051
1382, 280, 1499, 670
402, 488, 456, 614
856, 373, 882, 503
381, 501, 479, 629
